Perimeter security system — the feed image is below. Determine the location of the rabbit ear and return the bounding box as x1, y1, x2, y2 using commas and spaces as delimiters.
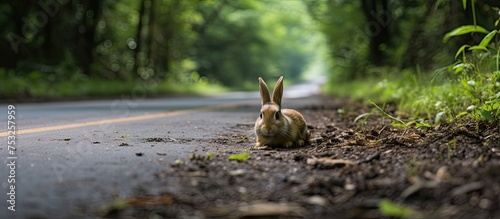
272, 76, 284, 108
258, 77, 271, 105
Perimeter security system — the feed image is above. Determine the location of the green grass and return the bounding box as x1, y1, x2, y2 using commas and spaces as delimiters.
0, 69, 228, 101
325, 66, 500, 124
227, 152, 251, 162
378, 199, 417, 219
327, 2, 500, 125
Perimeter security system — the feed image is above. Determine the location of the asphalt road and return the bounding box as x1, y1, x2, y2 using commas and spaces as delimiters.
0, 80, 323, 218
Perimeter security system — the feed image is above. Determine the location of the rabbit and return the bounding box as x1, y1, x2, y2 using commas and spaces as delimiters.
254, 76, 310, 148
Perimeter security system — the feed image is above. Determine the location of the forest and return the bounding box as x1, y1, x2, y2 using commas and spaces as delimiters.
1, 0, 499, 122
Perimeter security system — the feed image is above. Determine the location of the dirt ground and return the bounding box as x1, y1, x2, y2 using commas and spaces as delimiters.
105, 97, 500, 219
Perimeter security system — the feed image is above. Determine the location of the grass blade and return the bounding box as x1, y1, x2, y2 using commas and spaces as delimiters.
479, 30, 497, 47
443, 25, 489, 43
468, 45, 488, 51
353, 112, 372, 124
454, 45, 470, 59
369, 101, 405, 125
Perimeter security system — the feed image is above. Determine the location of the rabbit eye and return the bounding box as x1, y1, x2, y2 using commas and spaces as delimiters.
275, 111, 280, 120
259, 113, 263, 119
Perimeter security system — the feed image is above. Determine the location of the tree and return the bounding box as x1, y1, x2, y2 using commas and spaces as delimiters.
360, 0, 391, 66
1, 0, 321, 91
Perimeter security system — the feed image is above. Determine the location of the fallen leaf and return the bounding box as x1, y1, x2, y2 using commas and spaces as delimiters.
126, 195, 174, 206
119, 142, 130, 146
235, 201, 306, 217
229, 169, 247, 176
306, 195, 329, 206
177, 171, 206, 177
406, 133, 421, 139
228, 152, 250, 162
204, 201, 306, 218
101, 194, 175, 216
307, 156, 356, 168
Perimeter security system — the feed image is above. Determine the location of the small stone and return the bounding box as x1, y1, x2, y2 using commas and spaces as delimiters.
229, 169, 247, 176
238, 187, 247, 193
479, 199, 492, 209
172, 159, 184, 167
345, 183, 356, 190
285, 175, 301, 185
307, 195, 328, 206
436, 166, 450, 181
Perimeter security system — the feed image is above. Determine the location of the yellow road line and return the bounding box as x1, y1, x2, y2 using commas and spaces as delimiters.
0, 101, 252, 137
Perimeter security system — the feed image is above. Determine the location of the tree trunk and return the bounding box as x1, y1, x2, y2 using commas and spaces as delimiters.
147, 0, 156, 71
400, 2, 435, 69
76, 1, 101, 76
1, 2, 33, 68
133, 0, 147, 77
361, 0, 391, 66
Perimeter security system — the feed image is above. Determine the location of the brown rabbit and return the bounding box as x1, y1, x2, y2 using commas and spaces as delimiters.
254, 76, 310, 148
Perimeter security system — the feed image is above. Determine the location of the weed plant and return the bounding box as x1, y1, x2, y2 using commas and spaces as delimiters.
330, 1, 499, 125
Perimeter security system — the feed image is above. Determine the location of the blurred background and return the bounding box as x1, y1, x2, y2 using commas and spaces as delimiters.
1, 0, 499, 103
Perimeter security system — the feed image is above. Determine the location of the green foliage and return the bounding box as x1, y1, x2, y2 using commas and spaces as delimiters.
104, 198, 129, 212
327, 67, 498, 125
189, 152, 216, 162
324, 1, 500, 124
305, 0, 368, 81
305, 0, 464, 82
0, 0, 321, 99
442, 25, 489, 43
378, 199, 415, 219
442, 5, 500, 122
227, 152, 250, 162
194, 0, 319, 87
